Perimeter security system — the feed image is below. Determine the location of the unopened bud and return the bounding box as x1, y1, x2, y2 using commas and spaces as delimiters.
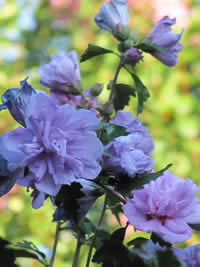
129, 30, 138, 43
113, 24, 129, 41
124, 48, 143, 66
90, 83, 103, 96
101, 101, 114, 116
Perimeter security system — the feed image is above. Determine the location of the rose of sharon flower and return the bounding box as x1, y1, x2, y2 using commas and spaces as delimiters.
123, 171, 200, 244
94, 0, 129, 33
103, 134, 154, 177
0, 78, 37, 127
147, 16, 183, 66
173, 244, 200, 267
0, 93, 103, 201
38, 51, 81, 93
110, 110, 154, 155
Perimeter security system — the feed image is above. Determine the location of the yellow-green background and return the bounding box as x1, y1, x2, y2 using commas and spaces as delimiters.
0, 0, 200, 266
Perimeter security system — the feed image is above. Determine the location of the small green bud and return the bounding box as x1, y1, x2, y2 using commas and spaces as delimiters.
101, 101, 114, 116
90, 83, 103, 96
124, 39, 134, 50
113, 24, 130, 41
129, 30, 138, 43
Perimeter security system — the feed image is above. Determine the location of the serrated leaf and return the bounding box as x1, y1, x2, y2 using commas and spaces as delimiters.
96, 122, 128, 145
116, 164, 172, 195
107, 193, 122, 224
127, 237, 148, 247
131, 73, 150, 114
113, 83, 136, 111
136, 37, 167, 55
80, 44, 113, 62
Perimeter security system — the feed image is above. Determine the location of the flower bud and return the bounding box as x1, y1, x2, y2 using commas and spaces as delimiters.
124, 48, 143, 66
112, 24, 130, 41
124, 39, 134, 50
90, 83, 103, 97
101, 101, 114, 116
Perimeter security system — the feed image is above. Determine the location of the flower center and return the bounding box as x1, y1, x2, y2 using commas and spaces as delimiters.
145, 212, 168, 225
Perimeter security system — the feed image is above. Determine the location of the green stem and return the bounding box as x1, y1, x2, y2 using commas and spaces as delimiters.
86, 193, 108, 267
109, 60, 123, 102
72, 237, 82, 267
98, 183, 126, 204
49, 221, 61, 267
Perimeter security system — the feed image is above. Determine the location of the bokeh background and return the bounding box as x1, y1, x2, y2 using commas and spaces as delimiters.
0, 0, 200, 266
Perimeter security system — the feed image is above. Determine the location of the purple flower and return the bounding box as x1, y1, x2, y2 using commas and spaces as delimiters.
0, 93, 103, 200
38, 51, 81, 93
173, 244, 200, 267
94, 0, 129, 33
0, 78, 37, 127
102, 134, 154, 177
50, 88, 99, 114
111, 111, 154, 155
147, 16, 183, 66
123, 171, 200, 244
124, 48, 143, 65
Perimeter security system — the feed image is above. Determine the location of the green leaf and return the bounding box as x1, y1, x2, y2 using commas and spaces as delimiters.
131, 73, 150, 114
189, 223, 200, 231
14, 241, 46, 259
80, 44, 113, 62
113, 83, 136, 110
127, 237, 148, 247
107, 193, 123, 224
136, 37, 167, 55
96, 122, 128, 145
117, 164, 172, 195
157, 249, 185, 267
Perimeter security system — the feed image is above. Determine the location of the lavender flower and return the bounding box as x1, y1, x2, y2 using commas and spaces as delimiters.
111, 110, 154, 155
124, 48, 143, 66
0, 93, 103, 200
102, 134, 154, 177
94, 0, 129, 35
123, 171, 200, 244
0, 78, 37, 127
38, 51, 81, 93
173, 244, 200, 267
147, 16, 183, 66
50, 88, 99, 114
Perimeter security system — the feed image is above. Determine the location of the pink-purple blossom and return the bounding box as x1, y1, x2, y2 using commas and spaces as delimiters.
123, 171, 200, 244
0, 93, 103, 200
102, 134, 154, 177
94, 0, 129, 33
38, 51, 81, 93
147, 16, 183, 66
173, 244, 200, 267
111, 110, 154, 155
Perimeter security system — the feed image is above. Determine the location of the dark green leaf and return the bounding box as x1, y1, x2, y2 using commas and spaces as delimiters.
189, 223, 200, 231
107, 193, 123, 224
14, 240, 47, 259
151, 233, 171, 248
157, 249, 185, 267
96, 122, 128, 145
78, 217, 96, 236
0, 237, 18, 267
127, 237, 148, 247
13, 249, 40, 260
131, 73, 150, 114
80, 44, 113, 62
113, 83, 136, 110
110, 226, 127, 243
116, 164, 172, 195
136, 37, 166, 55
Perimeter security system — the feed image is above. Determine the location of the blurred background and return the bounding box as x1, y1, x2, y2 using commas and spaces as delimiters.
0, 0, 200, 266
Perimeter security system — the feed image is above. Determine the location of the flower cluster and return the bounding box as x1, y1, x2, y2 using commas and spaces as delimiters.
123, 171, 200, 244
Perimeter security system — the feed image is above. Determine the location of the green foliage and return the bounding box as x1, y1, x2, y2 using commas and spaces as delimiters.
80, 44, 113, 62
113, 83, 136, 110
96, 122, 128, 145
136, 37, 166, 55
131, 73, 150, 114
